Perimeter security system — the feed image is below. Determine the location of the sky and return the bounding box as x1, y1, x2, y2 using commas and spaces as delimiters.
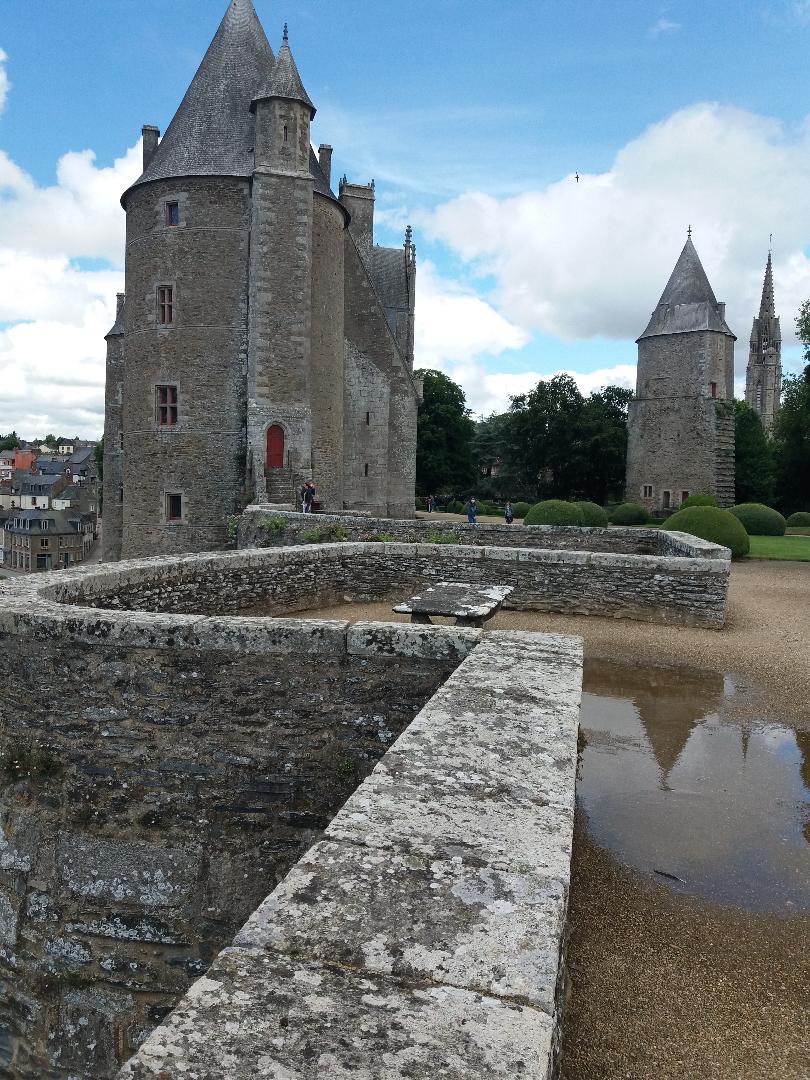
2, 0, 810, 437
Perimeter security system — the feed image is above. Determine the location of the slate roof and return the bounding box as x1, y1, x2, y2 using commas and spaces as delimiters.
369, 246, 409, 336
123, 0, 275, 198
638, 238, 736, 341
68, 446, 95, 467
106, 301, 125, 339
253, 37, 315, 116
122, 0, 342, 217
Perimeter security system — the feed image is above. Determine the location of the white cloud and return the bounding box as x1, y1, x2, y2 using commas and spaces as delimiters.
648, 17, 680, 37
0, 139, 140, 438
428, 103, 810, 371
0, 49, 9, 116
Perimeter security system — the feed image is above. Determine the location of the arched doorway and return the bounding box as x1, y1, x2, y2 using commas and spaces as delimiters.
266, 425, 284, 469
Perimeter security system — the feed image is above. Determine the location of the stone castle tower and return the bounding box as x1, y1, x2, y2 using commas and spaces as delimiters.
103, 1, 420, 561
745, 252, 782, 431
625, 234, 736, 512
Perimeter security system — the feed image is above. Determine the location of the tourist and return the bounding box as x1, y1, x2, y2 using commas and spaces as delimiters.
300, 483, 308, 513
304, 481, 315, 514
466, 497, 477, 525
505, 501, 514, 524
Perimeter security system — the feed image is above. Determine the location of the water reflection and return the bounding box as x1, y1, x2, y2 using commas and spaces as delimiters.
578, 659, 810, 912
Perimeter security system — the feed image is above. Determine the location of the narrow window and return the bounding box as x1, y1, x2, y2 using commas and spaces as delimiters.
642, 484, 653, 499
120, 431, 124, 450
755, 382, 763, 412
157, 286, 174, 326
118, 487, 123, 504
662, 490, 671, 510
709, 381, 717, 398
166, 202, 180, 227
365, 411, 370, 425
165, 493, 182, 522
364, 463, 369, 477
283, 124, 288, 143
156, 384, 179, 426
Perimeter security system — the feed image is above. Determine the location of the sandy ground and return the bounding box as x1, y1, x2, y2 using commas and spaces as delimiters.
299, 561, 810, 1077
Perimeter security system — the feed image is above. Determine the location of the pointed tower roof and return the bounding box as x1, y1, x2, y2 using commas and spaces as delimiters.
758, 251, 775, 319
252, 26, 316, 117
123, 0, 275, 202
638, 235, 736, 341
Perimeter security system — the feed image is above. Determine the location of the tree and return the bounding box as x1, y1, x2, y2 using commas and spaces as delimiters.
773, 365, 810, 512
0, 431, 21, 452
415, 369, 476, 495
43, 434, 58, 448
734, 401, 774, 504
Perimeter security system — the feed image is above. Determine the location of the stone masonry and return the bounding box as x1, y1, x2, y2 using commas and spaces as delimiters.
626, 235, 736, 512
103, 0, 420, 562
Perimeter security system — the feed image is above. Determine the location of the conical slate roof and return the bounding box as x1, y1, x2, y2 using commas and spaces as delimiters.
638, 237, 735, 341
123, 0, 275, 200
253, 32, 315, 117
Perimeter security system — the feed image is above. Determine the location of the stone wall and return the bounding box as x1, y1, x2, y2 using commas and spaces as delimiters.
121, 630, 584, 1079
0, 570, 474, 1077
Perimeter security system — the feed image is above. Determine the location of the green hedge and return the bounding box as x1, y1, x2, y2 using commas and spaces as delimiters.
664, 506, 750, 558
575, 501, 609, 528
786, 511, 810, 527
415, 497, 427, 511
730, 503, 786, 536
524, 500, 584, 526
609, 502, 650, 526
680, 493, 718, 509
512, 502, 531, 519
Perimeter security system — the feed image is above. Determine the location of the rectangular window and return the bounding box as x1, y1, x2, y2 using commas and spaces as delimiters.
41, 538, 49, 549
642, 484, 653, 498
709, 381, 717, 398
365, 411, 370, 425
41, 519, 49, 530
120, 431, 124, 450
157, 286, 174, 326
364, 463, 369, 477
156, 384, 179, 426
166, 202, 180, 227
681, 491, 690, 503
662, 490, 671, 509
165, 493, 182, 522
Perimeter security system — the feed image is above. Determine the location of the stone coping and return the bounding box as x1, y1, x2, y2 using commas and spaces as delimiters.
119, 630, 584, 1079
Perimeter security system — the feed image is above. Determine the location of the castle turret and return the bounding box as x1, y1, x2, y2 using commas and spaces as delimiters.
745, 251, 782, 431
625, 233, 736, 511
102, 293, 125, 562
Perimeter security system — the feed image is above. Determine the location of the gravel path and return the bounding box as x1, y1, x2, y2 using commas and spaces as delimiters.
299, 560, 810, 1076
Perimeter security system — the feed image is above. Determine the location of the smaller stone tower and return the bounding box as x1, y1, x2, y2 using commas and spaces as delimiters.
625, 233, 736, 512
745, 251, 782, 431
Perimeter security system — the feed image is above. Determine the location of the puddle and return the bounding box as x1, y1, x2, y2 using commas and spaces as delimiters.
578, 659, 810, 912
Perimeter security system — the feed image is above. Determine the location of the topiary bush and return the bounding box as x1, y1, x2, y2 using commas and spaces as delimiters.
523, 500, 584, 526
512, 502, 531, 519
787, 511, 810, 527
575, 501, 609, 528
609, 502, 651, 526
680, 493, 718, 509
729, 503, 786, 536
663, 506, 750, 558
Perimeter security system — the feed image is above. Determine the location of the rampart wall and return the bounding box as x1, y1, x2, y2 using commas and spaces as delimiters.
0, 553, 583, 1078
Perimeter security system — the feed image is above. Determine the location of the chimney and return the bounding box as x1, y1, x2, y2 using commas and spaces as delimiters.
115, 293, 125, 317
142, 125, 161, 171
318, 144, 333, 187
717, 302, 726, 320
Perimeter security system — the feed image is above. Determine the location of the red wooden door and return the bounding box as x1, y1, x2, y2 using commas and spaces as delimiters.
266, 425, 284, 468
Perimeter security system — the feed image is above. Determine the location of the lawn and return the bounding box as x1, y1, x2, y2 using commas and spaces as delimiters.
747, 533, 810, 561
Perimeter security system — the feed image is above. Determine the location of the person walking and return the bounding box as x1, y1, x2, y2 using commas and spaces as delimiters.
300, 483, 308, 513
466, 497, 477, 525
504, 501, 514, 524
304, 481, 315, 514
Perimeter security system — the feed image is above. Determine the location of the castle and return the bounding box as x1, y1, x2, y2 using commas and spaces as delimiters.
744, 252, 782, 431
103, 0, 420, 562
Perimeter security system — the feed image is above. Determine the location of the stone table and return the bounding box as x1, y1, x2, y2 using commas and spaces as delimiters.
393, 582, 513, 628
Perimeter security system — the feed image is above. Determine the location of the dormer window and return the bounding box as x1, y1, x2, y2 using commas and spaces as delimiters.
166, 202, 180, 227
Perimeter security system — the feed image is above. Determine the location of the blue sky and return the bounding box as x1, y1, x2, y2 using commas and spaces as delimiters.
2, 0, 810, 434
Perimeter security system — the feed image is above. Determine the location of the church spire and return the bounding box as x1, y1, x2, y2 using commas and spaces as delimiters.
759, 251, 775, 320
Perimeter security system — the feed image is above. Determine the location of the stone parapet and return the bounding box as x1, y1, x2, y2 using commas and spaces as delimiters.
121, 631, 584, 1079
